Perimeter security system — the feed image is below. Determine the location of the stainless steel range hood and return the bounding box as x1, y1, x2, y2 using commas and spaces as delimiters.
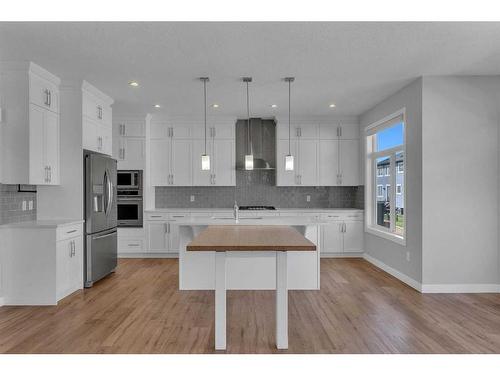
235, 118, 276, 170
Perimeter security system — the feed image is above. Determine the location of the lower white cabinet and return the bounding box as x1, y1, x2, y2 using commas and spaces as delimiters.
320, 213, 364, 255
56, 233, 83, 301
117, 228, 145, 256
146, 213, 190, 254
1, 221, 84, 305
115, 137, 145, 170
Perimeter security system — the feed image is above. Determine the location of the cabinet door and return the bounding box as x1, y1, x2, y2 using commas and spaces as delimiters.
147, 222, 169, 253
29, 104, 46, 184
171, 139, 192, 186
213, 139, 234, 186
83, 118, 98, 152
298, 139, 318, 186
319, 139, 339, 186
297, 124, 318, 139
69, 237, 83, 290
56, 239, 71, 300
339, 139, 359, 186
44, 110, 60, 184
102, 124, 113, 156
120, 121, 144, 137
150, 139, 169, 186
338, 124, 359, 140
321, 223, 343, 253
170, 125, 191, 139
192, 139, 212, 186
343, 221, 364, 253
276, 139, 298, 186
122, 138, 145, 169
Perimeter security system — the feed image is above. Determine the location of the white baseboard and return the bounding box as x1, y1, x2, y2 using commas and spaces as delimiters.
321, 253, 363, 258
363, 253, 422, 292
421, 284, 500, 293
118, 253, 179, 259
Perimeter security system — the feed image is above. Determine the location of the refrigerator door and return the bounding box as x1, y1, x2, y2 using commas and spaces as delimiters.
85, 228, 117, 287
85, 154, 117, 234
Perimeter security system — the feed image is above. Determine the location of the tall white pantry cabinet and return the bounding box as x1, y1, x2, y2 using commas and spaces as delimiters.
0, 62, 61, 185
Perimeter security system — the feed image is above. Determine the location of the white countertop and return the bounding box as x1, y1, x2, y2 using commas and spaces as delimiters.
0, 219, 84, 229
175, 216, 329, 226
145, 207, 363, 213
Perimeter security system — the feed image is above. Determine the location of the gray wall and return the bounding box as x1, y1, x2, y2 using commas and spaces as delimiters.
360, 78, 423, 283
422, 76, 500, 285
156, 170, 363, 209
0, 184, 36, 224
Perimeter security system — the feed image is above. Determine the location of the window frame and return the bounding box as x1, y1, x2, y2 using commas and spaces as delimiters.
364, 108, 406, 246
377, 184, 384, 198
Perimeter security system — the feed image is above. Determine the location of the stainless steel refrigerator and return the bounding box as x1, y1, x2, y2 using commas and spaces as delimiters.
84, 151, 118, 287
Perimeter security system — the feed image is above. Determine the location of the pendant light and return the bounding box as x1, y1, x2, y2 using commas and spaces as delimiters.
284, 77, 295, 171
243, 77, 253, 170
200, 77, 210, 171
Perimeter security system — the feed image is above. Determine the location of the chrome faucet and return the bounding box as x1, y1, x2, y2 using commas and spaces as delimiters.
233, 201, 239, 222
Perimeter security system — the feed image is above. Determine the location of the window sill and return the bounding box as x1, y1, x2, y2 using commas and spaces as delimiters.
365, 226, 406, 246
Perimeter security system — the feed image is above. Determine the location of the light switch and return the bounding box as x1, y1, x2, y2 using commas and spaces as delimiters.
190, 195, 195, 202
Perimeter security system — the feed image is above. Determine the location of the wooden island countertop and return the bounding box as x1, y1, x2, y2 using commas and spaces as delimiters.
186, 225, 316, 252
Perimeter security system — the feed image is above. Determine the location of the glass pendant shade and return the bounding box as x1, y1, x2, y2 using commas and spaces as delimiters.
245, 154, 254, 170
201, 154, 210, 171
285, 154, 294, 171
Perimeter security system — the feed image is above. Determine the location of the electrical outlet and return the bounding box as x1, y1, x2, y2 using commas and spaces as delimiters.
306, 195, 311, 202
190, 195, 195, 202
28, 200, 34, 210
22, 200, 27, 211
406, 251, 410, 262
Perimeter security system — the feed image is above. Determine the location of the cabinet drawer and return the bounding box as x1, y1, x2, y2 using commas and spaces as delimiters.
57, 224, 83, 242
29, 73, 59, 113
118, 238, 144, 253
146, 212, 170, 220
343, 212, 364, 221
320, 213, 343, 221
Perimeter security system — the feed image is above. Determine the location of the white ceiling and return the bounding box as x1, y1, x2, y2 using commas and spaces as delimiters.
1, 22, 500, 118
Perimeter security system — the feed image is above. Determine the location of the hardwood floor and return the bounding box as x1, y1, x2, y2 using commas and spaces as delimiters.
1, 258, 499, 353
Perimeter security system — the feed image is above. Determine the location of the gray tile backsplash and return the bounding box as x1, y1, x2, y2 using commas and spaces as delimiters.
156, 171, 364, 209
0, 184, 37, 224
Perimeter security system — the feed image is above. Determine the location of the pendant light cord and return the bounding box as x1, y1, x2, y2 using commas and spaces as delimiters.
246, 80, 250, 155
288, 79, 291, 154
203, 79, 207, 155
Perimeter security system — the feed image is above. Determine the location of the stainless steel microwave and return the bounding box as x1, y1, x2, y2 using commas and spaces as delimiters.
117, 170, 142, 191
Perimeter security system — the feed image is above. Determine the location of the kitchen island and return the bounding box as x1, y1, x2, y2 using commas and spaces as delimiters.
177, 215, 325, 290
186, 225, 316, 350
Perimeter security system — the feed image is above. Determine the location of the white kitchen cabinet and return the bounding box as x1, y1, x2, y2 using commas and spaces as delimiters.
319, 139, 339, 186
82, 81, 113, 155
212, 139, 235, 186
116, 137, 145, 170
191, 123, 234, 139
117, 228, 145, 256
150, 130, 192, 186
56, 234, 83, 301
117, 121, 144, 137
343, 221, 364, 253
276, 138, 318, 186
0, 62, 61, 185
2, 221, 84, 305
277, 123, 318, 139
339, 139, 359, 186
147, 221, 170, 253
319, 124, 359, 140
321, 222, 343, 253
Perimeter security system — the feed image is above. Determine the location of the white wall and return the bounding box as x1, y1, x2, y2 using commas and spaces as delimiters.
360, 78, 423, 284
421, 76, 500, 287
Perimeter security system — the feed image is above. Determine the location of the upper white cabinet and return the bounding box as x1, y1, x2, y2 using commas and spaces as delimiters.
113, 119, 145, 170
191, 124, 235, 186
150, 122, 235, 187
0, 62, 60, 185
82, 81, 113, 156
150, 125, 192, 186
277, 121, 359, 187
276, 137, 318, 186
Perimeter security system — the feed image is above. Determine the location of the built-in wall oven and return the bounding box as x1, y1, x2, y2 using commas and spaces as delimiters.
117, 170, 143, 227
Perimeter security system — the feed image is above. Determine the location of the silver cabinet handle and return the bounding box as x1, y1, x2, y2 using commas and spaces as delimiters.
122, 147, 125, 160
48, 166, 51, 183
172, 215, 185, 218
171, 174, 174, 185
212, 174, 216, 185
343, 223, 347, 232
44, 166, 48, 183
97, 105, 103, 120
150, 215, 162, 218
127, 243, 140, 247
66, 229, 77, 234
48, 90, 51, 107
165, 223, 170, 233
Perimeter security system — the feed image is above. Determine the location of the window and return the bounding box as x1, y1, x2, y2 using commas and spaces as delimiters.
377, 185, 384, 197
365, 109, 406, 244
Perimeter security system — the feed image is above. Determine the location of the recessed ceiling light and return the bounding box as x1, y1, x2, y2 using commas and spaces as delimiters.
329, 103, 336, 108
271, 104, 278, 108
212, 104, 219, 108
128, 81, 139, 87
153, 104, 161, 108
